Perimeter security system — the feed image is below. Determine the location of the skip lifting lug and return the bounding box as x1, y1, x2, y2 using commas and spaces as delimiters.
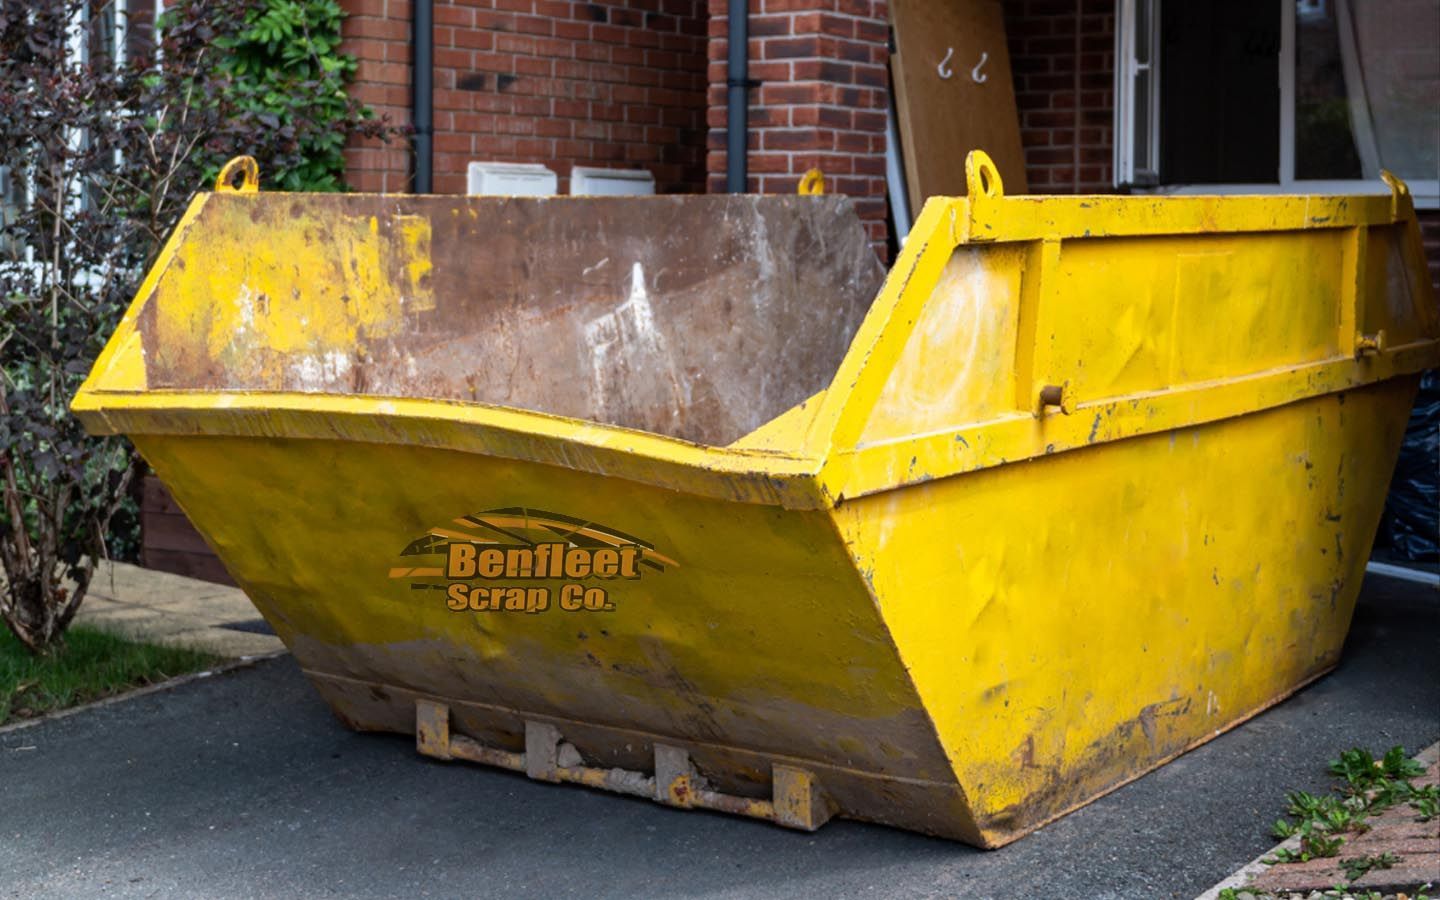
215, 156, 260, 194
1038, 381, 1075, 415
1355, 330, 1386, 358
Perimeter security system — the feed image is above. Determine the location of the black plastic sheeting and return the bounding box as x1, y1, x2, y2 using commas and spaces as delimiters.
1375, 371, 1440, 561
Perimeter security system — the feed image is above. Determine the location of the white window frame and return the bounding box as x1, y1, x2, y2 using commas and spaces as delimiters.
1114, 0, 1440, 208
0, 164, 26, 260
1114, 0, 1160, 186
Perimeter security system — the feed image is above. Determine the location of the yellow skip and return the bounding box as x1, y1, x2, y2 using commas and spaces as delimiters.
74, 153, 1439, 846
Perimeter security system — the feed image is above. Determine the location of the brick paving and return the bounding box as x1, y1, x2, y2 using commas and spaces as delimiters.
1243, 750, 1440, 896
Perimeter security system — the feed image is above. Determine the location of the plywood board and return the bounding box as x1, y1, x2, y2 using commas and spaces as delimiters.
890, 0, 1029, 210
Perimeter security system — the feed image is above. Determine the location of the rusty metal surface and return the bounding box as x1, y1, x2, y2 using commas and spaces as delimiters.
137, 194, 884, 446
412, 698, 837, 832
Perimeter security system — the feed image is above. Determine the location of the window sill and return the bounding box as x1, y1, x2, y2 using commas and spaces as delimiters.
1131, 179, 1440, 212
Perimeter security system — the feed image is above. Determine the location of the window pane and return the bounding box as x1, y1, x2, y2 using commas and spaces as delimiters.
126, 0, 158, 62
1135, 0, 1151, 65
1134, 69, 1152, 173
89, 1, 118, 64
1159, 0, 1280, 184
1131, 0, 1156, 178
1350, 0, 1440, 182
1295, 0, 1363, 179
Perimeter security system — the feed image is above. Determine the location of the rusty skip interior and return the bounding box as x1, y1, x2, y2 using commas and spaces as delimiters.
135, 194, 886, 447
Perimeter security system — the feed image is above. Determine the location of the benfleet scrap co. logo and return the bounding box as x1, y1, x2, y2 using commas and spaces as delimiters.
389, 508, 675, 613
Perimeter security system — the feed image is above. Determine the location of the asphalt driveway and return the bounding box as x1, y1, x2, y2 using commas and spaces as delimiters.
2, 573, 1436, 899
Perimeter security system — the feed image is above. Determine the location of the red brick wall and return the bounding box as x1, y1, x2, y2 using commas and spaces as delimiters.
704, 0, 890, 247
340, 0, 710, 194
1002, 0, 1116, 194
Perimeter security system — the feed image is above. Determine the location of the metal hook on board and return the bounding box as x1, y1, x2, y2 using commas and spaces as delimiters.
937, 47, 955, 80
972, 51, 989, 83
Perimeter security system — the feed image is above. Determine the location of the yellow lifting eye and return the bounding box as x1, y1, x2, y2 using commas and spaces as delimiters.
214, 156, 260, 194
797, 168, 825, 195
965, 149, 1004, 199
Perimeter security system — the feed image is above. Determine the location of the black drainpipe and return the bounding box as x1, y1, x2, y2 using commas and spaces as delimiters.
412, 0, 434, 193
725, 0, 748, 193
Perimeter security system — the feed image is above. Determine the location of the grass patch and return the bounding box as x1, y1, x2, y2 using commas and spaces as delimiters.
1, 625, 222, 725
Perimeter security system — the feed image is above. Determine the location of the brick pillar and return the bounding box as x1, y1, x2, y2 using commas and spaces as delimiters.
705, 0, 891, 250
341, 0, 414, 193
1003, 0, 1115, 194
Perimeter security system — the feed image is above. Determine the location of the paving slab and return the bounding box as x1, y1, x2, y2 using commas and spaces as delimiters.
76, 561, 284, 659
1, 572, 1435, 899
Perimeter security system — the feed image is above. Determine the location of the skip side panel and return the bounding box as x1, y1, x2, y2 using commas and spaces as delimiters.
131, 432, 975, 837
834, 380, 1417, 846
